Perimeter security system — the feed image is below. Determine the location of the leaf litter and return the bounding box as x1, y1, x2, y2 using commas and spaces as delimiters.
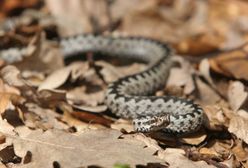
0, 0, 248, 168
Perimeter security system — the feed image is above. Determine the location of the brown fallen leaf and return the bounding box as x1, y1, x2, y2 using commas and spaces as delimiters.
70, 104, 107, 113
13, 32, 64, 73
158, 148, 215, 168
46, 0, 110, 36
195, 77, 222, 105
24, 103, 69, 130
181, 132, 207, 146
199, 148, 219, 158
227, 81, 247, 111
166, 56, 195, 95
97, 60, 146, 83
209, 43, 248, 80
0, 0, 40, 19
228, 111, 248, 144
71, 111, 112, 127
111, 119, 134, 133
231, 140, 248, 162
61, 110, 105, 132
3, 128, 164, 167
38, 62, 89, 91
203, 105, 229, 131
174, 32, 224, 56
1, 65, 26, 88
199, 59, 214, 86
0, 93, 14, 115
66, 85, 105, 107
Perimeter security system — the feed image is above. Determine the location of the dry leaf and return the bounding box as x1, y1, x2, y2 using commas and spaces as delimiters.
203, 105, 229, 131
166, 56, 195, 95
227, 81, 247, 111
111, 119, 134, 133
4, 128, 164, 167
38, 62, 89, 91
181, 133, 207, 146
231, 141, 248, 162
209, 44, 248, 80
1, 65, 26, 87
199, 59, 214, 86
46, 0, 110, 36
195, 78, 221, 105
61, 111, 104, 132
175, 32, 224, 56
228, 112, 248, 144
24, 103, 69, 130
71, 111, 112, 127
158, 148, 215, 168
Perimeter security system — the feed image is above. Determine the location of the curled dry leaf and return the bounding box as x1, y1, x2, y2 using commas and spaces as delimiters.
199, 148, 219, 157
71, 111, 112, 127
38, 67, 71, 91
38, 62, 89, 91
195, 77, 221, 105
25, 103, 69, 130
0, 119, 15, 137
231, 141, 248, 162
0, 0, 40, 19
205, 103, 248, 144
158, 148, 215, 168
181, 132, 207, 146
46, 0, 110, 36
228, 111, 248, 144
13, 32, 64, 73
21, 71, 45, 87
199, 59, 214, 86
67, 86, 105, 107
96, 60, 146, 83
111, 119, 134, 133
61, 111, 105, 132
1, 65, 26, 87
203, 105, 229, 131
0, 93, 24, 115
70, 104, 107, 113
174, 32, 224, 56
209, 44, 248, 80
227, 81, 247, 111
123, 133, 161, 151
166, 56, 195, 95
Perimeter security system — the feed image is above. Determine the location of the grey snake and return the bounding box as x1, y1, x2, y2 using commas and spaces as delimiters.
0, 34, 204, 134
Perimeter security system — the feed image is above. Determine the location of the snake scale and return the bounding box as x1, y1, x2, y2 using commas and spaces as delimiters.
0, 34, 204, 134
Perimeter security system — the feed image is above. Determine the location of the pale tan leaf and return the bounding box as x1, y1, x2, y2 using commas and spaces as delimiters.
158, 148, 215, 168
228, 112, 248, 144
195, 78, 221, 105
5, 128, 164, 167
167, 56, 195, 95
38, 67, 71, 91
228, 81, 247, 111
38, 62, 89, 91
1, 66, 25, 87
111, 119, 134, 132
199, 59, 214, 86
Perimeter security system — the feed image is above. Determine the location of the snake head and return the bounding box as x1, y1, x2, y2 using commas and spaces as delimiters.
133, 115, 170, 133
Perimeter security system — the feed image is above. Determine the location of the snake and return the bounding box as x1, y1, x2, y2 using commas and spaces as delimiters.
0, 12, 204, 135
0, 34, 204, 134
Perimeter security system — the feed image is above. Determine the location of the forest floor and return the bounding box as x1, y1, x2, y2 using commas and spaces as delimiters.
0, 0, 247, 168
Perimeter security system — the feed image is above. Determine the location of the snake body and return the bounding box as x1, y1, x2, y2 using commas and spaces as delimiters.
0, 34, 203, 134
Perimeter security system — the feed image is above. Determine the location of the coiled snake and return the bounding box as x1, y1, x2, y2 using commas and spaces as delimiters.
0, 34, 204, 134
